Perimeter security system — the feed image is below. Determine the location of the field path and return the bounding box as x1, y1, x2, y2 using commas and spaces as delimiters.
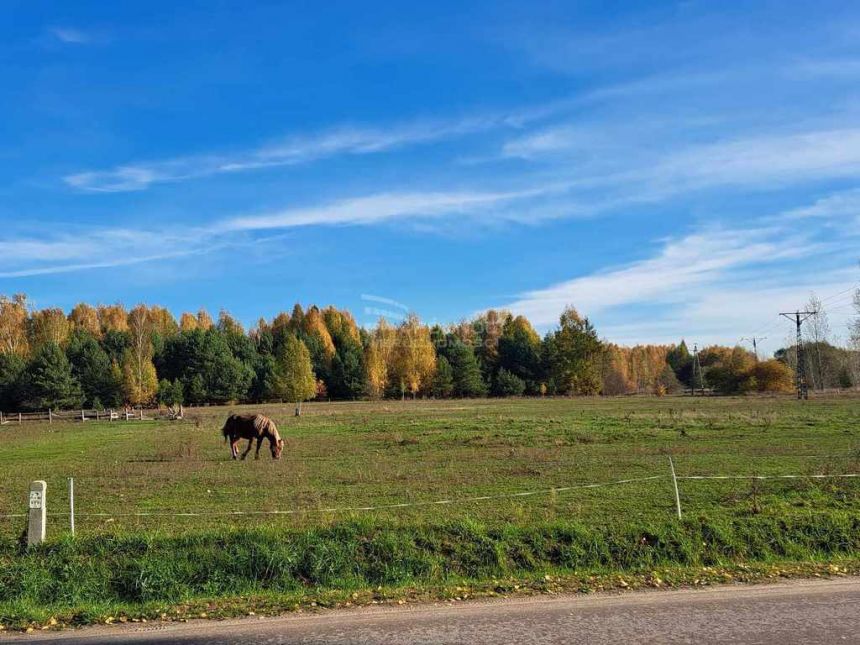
8, 577, 860, 644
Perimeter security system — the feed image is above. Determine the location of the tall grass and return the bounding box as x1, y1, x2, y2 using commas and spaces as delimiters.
2, 513, 857, 611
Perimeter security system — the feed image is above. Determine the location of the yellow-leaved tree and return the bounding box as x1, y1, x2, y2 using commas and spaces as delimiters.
196, 308, 214, 330
393, 314, 436, 399
122, 305, 158, 405
30, 308, 71, 350
272, 334, 316, 415
98, 304, 129, 334
0, 294, 29, 357
179, 312, 199, 332
68, 303, 101, 338
365, 318, 394, 398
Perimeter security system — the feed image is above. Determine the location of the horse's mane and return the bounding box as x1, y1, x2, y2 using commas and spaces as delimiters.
253, 414, 280, 442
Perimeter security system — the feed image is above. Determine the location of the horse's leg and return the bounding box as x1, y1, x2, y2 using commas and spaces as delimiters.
231, 439, 239, 459
254, 437, 262, 460
240, 439, 254, 460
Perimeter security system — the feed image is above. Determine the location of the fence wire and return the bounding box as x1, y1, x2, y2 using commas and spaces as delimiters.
1, 472, 857, 521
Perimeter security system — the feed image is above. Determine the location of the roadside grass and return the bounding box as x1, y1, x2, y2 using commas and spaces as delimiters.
0, 396, 858, 629
1, 514, 859, 631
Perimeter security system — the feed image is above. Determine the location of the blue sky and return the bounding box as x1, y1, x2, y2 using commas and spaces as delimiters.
2, 1, 860, 354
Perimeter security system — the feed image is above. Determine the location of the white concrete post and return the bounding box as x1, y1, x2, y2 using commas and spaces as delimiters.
68, 478, 75, 536
28, 481, 47, 546
668, 457, 682, 520
48, 409, 52, 424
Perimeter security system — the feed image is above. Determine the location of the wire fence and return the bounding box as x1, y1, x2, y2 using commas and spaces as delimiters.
1, 470, 857, 522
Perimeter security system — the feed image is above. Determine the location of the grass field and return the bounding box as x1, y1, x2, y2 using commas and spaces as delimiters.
1, 396, 859, 537
1, 395, 859, 629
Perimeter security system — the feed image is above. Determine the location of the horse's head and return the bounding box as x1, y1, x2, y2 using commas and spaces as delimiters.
272, 438, 284, 460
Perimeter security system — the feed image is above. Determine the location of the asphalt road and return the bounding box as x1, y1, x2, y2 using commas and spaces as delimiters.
7, 578, 860, 645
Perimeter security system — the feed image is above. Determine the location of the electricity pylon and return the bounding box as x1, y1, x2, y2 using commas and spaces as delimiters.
779, 311, 817, 400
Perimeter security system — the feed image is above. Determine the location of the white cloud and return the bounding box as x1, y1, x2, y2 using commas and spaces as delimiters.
49, 27, 92, 44
500, 210, 858, 353
220, 188, 548, 231
781, 188, 860, 220
63, 117, 515, 193
650, 128, 860, 192
503, 228, 800, 328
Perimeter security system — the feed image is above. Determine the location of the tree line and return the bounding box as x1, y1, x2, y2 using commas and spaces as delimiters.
0, 292, 856, 413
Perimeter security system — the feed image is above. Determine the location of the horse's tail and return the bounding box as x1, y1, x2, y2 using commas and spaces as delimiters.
222, 416, 232, 443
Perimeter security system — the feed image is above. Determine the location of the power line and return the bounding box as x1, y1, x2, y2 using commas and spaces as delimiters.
815, 283, 859, 307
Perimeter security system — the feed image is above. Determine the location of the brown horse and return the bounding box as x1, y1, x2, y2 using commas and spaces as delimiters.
221, 414, 284, 460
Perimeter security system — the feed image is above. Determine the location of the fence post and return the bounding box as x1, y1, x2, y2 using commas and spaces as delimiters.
668, 457, 682, 520
81, 409, 85, 422
28, 481, 47, 546
48, 409, 52, 424
68, 478, 75, 536
18, 412, 22, 424
140, 408, 144, 421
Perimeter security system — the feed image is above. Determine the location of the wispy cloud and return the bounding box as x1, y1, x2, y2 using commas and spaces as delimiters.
502, 124, 860, 206
499, 205, 859, 352
3, 186, 550, 278
48, 27, 92, 45
64, 116, 519, 193
220, 187, 552, 231
502, 227, 806, 328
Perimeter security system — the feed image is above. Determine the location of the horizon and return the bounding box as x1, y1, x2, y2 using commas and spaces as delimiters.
3, 1, 860, 356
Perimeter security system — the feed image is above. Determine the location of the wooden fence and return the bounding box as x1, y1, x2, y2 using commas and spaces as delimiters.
0, 405, 183, 425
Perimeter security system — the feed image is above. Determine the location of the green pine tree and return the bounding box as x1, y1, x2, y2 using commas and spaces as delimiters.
20, 342, 82, 410
432, 355, 455, 398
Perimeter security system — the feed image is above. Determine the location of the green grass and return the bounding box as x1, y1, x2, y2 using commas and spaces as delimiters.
0, 395, 858, 629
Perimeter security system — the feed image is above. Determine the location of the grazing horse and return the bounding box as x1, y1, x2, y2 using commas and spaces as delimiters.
221, 414, 284, 460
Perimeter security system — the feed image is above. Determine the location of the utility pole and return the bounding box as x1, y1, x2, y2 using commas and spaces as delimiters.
740, 336, 766, 361
779, 311, 817, 400
690, 344, 705, 396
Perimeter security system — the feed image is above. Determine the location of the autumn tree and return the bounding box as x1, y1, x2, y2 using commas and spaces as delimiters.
122, 305, 158, 405
121, 348, 158, 405
196, 308, 214, 330
98, 304, 129, 334
179, 312, 199, 332
365, 319, 394, 399
68, 303, 101, 338
218, 309, 245, 336
30, 308, 70, 350
392, 314, 436, 398
0, 294, 29, 357
272, 334, 316, 415
148, 306, 178, 338
748, 359, 794, 393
